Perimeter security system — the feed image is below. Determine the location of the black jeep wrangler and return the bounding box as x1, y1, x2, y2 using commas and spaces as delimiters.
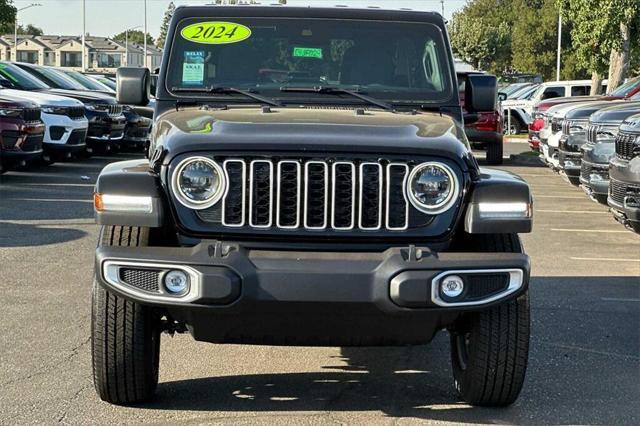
92, 5, 533, 407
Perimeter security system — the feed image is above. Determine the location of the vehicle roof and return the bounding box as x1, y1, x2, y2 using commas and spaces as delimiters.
173, 5, 445, 24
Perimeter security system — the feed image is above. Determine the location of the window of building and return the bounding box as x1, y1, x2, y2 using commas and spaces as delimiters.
16, 50, 38, 64
61, 51, 82, 67
97, 52, 122, 68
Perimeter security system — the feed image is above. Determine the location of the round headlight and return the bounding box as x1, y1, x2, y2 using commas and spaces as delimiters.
172, 157, 226, 209
406, 162, 459, 214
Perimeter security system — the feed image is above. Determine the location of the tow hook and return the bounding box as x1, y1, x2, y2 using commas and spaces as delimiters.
161, 318, 188, 336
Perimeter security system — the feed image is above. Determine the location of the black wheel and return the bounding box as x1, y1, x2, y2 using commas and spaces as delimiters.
486, 142, 504, 165
450, 234, 530, 407
92, 226, 160, 404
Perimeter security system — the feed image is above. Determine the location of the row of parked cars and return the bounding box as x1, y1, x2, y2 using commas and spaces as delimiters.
0, 62, 152, 174
525, 76, 640, 234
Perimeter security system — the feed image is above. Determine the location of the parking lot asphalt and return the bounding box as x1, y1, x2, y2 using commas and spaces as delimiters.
1, 142, 638, 425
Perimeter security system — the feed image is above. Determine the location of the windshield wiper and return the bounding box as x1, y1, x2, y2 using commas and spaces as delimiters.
171, 86, 281, 107
280, 85, 394, 111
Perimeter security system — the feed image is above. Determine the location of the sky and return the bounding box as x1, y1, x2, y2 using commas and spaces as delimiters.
12, 0, 468, 40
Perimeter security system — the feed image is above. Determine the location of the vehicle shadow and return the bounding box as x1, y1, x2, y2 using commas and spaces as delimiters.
0, 221, 87, 247
144, 276, 639, 425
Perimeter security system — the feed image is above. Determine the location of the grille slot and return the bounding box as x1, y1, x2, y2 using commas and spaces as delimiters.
68, 106, 85, 120
587, 124, 598, 144
615, 132, 638, 160
119, 268, 160, 293
209, 158, 417, 232
22, 108, 41, 122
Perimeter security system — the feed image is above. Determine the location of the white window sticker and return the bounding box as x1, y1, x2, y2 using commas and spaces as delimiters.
182, 51, 204, 85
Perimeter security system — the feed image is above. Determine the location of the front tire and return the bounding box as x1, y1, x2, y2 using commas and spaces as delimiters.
486, 142, 504, 165
449, 234, 530, 406
91, 226, 160, 404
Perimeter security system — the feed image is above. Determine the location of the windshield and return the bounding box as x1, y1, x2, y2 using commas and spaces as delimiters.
167, 17, 453, 104
96, 77, 116, 90
609, 76, 640, 97
33, 67, 86, 90
63, 70, 113, 92
0, 62, 49, 90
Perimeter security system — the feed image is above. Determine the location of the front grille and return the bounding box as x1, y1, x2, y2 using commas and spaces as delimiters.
119, 268, 160, 293
22, 108, 41, 122
609, 179, 640, 205
68, 106, 85, 120
199, 158, 415, 232
108, 105, 123, 116
0, 130, 19, 149
587, 124, 599, 143
615, 132, 639, 160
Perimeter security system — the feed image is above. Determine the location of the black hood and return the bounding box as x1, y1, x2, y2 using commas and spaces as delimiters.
590, 102, 640, 125
41, 88, 117, 105
153, 106, 473, 170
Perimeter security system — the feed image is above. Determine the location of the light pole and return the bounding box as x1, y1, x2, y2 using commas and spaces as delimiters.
143, 0, 147, 69
556, 13, 562, 81
125, 25, 142, 66
82, 0, 86, 71
14, 3, 41, 61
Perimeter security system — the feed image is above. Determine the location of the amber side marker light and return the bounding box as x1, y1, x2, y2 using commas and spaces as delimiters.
93, 193, 153, 213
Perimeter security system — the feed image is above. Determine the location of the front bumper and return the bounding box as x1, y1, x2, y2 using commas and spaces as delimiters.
95, 242, 530, 346
86, 112, 126, 149
608, 156, 640, 229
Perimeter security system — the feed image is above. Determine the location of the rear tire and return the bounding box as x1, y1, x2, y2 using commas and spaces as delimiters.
449, 234, 530, 406
486, 142, 504, 165
92, 226, 160, 404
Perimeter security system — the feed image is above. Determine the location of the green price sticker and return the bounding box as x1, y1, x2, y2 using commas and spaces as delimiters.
181, 21, 251, 44
293, 47, 323, 59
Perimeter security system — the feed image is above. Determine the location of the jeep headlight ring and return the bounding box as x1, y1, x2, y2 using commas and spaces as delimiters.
406, 162, 459, 215
171, 156, 226, 210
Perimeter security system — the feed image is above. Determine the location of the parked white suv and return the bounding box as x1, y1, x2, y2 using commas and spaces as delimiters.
0, 65, 88, 162
501, 80, 607, 130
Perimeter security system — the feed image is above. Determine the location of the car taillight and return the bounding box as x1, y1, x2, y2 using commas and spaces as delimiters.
530, 118, 544, 132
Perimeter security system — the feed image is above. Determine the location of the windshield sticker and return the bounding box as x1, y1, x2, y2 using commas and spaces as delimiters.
293, 47, 323, 59
182, 51, 204, 85
181, 21, 251, 44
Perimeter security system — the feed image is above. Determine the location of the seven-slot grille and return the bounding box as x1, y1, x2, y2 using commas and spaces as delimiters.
108, 105, 123, 116
615, 132, 639, 160
587, 124, 599, 144
200, 158, 415, 231
22, 108, 41, 122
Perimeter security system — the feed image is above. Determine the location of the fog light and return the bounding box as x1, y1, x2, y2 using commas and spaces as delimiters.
164, 270, 189, 294
441, 275, 464, 299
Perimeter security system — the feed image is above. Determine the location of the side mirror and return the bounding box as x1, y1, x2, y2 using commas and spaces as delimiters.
498, 92, 507, 102
116, 67, 150, 106
465, 74, 498, 112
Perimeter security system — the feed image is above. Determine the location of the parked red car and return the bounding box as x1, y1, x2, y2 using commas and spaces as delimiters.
528, 76, 640, 151
0, 96, 45, 174
457, 72, 504, 164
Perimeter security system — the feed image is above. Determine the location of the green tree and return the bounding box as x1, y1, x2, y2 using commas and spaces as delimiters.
157, 1, 175, 49
449, 0, 512, 74
0, 0, 16, 34
112, 30, 155, 46
16, 23, 43, 35
559, 0, 640, 90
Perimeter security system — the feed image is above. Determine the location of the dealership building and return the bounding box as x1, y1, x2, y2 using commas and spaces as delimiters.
0, 34, 162, 72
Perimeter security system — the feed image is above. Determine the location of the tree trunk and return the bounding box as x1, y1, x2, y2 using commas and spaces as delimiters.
607, 22, 631, 93
590, 71, 602, 96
